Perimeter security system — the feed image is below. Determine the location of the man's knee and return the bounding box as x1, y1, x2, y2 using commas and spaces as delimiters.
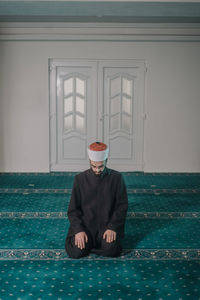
100, 238, 122, 257
65, 236, 91, 259
66, 247, 90, 259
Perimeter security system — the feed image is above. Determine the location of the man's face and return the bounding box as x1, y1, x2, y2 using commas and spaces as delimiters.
90, 160, 107, 176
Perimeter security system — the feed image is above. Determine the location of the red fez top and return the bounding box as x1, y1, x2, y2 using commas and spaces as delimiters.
89, 142, 107, 151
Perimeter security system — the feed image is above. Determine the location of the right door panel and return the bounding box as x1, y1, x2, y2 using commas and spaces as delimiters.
99, 61, 145, 171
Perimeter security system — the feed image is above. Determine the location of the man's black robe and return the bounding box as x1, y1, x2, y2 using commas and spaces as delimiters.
67, 167, 128, 240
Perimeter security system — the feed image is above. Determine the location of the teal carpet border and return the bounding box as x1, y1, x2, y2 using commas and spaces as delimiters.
1, 249, 200, 261
0, 211, 199, 219
0, 188, 200, 194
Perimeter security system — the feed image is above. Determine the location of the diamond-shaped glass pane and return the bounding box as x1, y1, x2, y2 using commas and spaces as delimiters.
76, 96, 85, 114
64, 96, 73, 114
111, 96, 120, 115
76, 78, 85, 96
111, 77, 120, 98
64, 78, 73, 96
64, 115, 73, 131
122, 78, 132, 96
122, 97, 131, 114
122, 114, 131, 132
76, 115, 84, 132
110, 114, 120, 132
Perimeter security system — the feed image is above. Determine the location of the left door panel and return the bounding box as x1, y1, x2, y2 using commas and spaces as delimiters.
50, 60, 97, 171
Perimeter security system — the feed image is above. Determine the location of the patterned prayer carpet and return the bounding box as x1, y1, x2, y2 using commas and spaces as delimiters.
0, 172, 200, 300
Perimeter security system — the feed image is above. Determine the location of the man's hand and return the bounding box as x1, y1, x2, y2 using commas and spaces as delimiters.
75, 232, 88, 249
103, 229, 116, 243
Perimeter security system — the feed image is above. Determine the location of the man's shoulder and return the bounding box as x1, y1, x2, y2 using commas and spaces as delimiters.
74, 169, 90, 180
106, 168, 122, 178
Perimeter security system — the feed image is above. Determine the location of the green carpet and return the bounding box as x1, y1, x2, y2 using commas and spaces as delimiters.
0, 192, 200, 212
0, 172, 200, 300
0, 260, 200, 299
0, 218, 200, 250
0, 172, 199, 189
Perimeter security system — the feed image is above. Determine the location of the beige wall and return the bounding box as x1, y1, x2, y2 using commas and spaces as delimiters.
0, 38, 200, 172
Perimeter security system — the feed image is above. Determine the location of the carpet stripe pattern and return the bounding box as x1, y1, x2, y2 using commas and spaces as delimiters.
0, 172, 200, 300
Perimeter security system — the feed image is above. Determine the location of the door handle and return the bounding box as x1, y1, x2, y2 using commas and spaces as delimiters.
99, 113, 109, 121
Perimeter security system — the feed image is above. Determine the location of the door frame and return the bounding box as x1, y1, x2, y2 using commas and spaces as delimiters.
49, 59, 146, 172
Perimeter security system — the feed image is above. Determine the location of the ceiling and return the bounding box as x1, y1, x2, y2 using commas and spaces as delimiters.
0, 1, 200, 23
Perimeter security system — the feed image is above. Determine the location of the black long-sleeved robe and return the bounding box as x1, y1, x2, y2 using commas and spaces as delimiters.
67, 167, 128, 239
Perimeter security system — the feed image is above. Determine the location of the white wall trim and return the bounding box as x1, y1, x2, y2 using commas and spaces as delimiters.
51, 163, 145, 172
0, 23, 200, 42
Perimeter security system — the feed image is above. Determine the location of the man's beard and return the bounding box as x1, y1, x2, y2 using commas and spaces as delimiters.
91, 168, 103, 176
95, 172, 101, 176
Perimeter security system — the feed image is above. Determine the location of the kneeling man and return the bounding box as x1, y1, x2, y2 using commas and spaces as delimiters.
65, 142, 128, 258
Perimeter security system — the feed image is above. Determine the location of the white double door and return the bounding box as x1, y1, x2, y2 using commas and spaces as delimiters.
50, 60, 145, 171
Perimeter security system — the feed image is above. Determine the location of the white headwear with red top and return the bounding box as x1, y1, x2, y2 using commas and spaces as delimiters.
88, 142, 109, 162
